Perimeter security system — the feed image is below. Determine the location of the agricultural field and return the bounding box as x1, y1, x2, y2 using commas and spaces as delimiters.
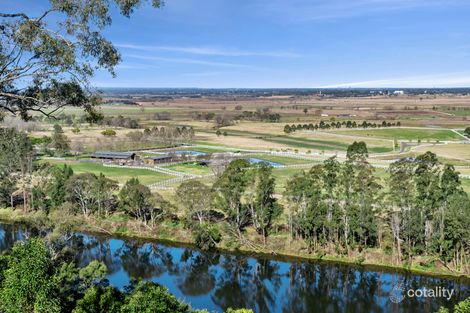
329, 127, 464, 141
17, 93, 470, 193
163, 162, 213, 176
43, 160, 172, 185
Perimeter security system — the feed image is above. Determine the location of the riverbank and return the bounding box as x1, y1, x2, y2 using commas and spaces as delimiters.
1, 208, 469, 282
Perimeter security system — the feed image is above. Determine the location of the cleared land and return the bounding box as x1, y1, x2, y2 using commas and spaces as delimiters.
412, 144, 470, 162
163, 162, 212, 176
330, 128, 463, 141
21, 94, 470, 193
45, 160, 172, 185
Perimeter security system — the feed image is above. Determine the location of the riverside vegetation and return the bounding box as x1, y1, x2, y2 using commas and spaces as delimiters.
1, 127, 470, 277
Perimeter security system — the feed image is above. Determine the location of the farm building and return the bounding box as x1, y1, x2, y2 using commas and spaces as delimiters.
91, 151, 137, 165
144, 154, 175, 165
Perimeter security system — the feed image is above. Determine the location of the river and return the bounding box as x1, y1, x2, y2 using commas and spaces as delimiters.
0, 222, 468, 313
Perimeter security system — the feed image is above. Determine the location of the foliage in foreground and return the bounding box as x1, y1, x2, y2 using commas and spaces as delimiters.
0, 238, 247, 313
436, 297, 470, 313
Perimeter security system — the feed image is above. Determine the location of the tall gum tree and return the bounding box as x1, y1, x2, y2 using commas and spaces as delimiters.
0, 0, 161, 120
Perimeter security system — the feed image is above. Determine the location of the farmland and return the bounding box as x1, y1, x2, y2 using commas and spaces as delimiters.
17, 92, 468, 195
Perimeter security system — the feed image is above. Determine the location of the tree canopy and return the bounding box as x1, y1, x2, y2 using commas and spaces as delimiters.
0, 0, 161, 120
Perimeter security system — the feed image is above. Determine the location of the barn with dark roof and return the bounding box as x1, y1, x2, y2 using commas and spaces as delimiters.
91, 151, 137, 164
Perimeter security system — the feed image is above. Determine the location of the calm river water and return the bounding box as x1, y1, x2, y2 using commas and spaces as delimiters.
0, 222, 468, 313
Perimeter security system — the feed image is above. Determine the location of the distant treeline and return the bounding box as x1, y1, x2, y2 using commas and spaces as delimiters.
190, 108, 281, 125
234, 109, 281, 122
284, 120, 401, 133
102, 87, 470, 98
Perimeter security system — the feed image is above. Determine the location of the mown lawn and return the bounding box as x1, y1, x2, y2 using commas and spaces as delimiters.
249, 154, 313, 165
164, 162, 212, 176
332, 128, 462, 141
44, 160, 172, 185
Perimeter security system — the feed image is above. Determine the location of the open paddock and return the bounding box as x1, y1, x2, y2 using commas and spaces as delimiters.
42, 160, 172, 185
329, 128, 463, 141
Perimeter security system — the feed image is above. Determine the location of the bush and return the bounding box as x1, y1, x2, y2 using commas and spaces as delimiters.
193, 223, 221, 251
102, 129, 117, 136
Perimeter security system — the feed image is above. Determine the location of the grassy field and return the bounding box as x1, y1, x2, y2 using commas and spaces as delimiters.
163, 162, 212, 176
44, 160, 172, 185
331, 128, 462, 141
249, 154, 314, 165
412, 143, 470, 162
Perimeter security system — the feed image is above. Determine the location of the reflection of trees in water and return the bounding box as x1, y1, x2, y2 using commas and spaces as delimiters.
70, 234, 121, 274
119, 242, 176, 279
281, 263, 385, 313
211, 255, 282, 313
399, 274, 470, 313
175, 249, 219, 296
1, 224, 469, 313
0, 224, 43, 251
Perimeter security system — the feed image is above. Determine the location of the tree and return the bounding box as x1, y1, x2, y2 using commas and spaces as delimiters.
387, 158, 415, 262
414, 152, 441, 254
249, 163, 281, 244
284, 173, 313, 240
72, 286, 124, 313
346, 141, 368, 161
0, 238, 61, 313
48, 164, 74, 208
119, 178, 153, 224
464, 127, 470, 138
214, 159, 251, 233
94, 173, 118, 217
51, 124, 70, 156
176, 180, 213, 225
0, 0, 161, 120
322, 156, 341, 246
0, 128, 34, 206
121, 282, 190, 313
66, 173, 99, 216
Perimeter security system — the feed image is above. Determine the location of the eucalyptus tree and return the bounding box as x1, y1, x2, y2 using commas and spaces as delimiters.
437, 164, 463, 255
250, 163, 281, 244
51, 124, 70, 156
0, 128, 34, 207
176, 180, 213, 225
119, 178, 153, 224
0, 0, 161, 120
284, 171, 314, 240
387, 158, 415, 262
322, 156, 341, 245
413, 152, 441, 254
213, 159, 251, 234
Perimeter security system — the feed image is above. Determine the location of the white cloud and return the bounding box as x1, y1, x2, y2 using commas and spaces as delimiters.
320, 73, 470, 88
117, 44, 300, 58
125, 54, 253, 68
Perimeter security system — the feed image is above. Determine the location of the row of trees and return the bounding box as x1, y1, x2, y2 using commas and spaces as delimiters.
99, 115, 140, 129
284, 120, 401, 133
234, 109, 281, 122
126, 126, 195, 146
0, 238, 250, 313
285, 143, 469, 271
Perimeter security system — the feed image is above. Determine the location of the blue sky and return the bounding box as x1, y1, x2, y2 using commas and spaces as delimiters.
4, 0, 470, 88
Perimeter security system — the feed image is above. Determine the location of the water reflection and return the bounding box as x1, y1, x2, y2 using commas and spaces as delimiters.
0, 223, 468, 313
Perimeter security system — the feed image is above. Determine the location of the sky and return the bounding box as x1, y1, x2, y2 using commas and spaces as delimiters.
3, 0, 470, 88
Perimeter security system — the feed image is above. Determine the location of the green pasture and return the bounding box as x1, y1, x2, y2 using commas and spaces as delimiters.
332, 128, 462, 141
249, 154, 314, 165
163, 162, 212, 176
43, 160, 171, 185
